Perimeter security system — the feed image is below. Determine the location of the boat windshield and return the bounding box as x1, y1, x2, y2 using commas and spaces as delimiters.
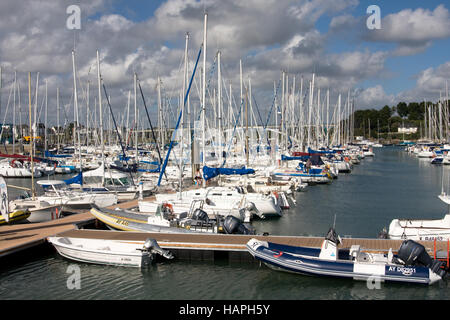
105, 177, 130, 186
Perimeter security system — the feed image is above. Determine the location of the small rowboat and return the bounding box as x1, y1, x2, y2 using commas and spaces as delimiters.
47, 236, 174, 267
247, 228, 447, 285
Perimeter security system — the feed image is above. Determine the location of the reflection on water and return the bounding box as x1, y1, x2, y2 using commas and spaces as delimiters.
1, 147, 450, 300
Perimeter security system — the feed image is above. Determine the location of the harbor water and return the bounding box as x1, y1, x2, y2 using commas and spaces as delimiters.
1, 146, 450, 300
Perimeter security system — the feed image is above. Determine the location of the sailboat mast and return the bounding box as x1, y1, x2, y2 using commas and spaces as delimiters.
57, 87, 60, 152
245, 86, 249, 166
273, 81, 279, 164
86, 81, 90, 146
72, 50, 82, 176
28, 73, 35, 199
326, 89, 329, 147
157, 76, 163, 153
217, 50, 222, 166
180, 32, 189, 197
33, 73, 39, 158
134, 73, 138, 165
45, 79, 48, 152
13, 71, 16, 154
201, 11, 207, 188
97, 50, 105, 181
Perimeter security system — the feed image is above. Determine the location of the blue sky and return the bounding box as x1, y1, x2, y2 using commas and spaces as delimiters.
0, 0, 449, 126
95, 0, 450, 106
314, 0, 450, 97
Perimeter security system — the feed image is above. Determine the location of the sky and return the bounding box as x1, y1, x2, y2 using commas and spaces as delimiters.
0, 0, 449, 127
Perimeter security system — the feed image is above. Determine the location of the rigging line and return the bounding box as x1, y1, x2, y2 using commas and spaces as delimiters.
0, 83, 14, 142
250, 92, 270, 147
264, 79, 281, 129
137, 79, 168, 181
221, 105, 243, 168
157, 44, 202, 187
102, 83, 135, 186
194, 54, 217, 122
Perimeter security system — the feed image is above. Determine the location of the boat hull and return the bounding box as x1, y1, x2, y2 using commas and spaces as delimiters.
0, 210, 30, 225
90, 206, 219, 234
47, 236, 152, 267
388, 214, 450, 241
246, 239, 442, 285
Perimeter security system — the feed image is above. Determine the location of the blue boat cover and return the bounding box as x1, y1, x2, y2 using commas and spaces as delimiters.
281, 155, 304, 161
203, 166, 255, 181
308, 147, 336, 154
63, 172, 83, 185
44, 150, 72, 158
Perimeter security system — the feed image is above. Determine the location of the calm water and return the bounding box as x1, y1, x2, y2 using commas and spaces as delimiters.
1, 146, 450, 300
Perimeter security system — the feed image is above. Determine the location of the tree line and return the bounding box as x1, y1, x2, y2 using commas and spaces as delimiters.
352, 100, 450, 139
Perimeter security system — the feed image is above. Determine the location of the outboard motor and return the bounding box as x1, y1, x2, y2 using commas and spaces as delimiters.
377, 227, 388, 239
143, 238, 174, 260
222, 215, 255, 235
396, 240, 447, 278
191, 208, 209, 223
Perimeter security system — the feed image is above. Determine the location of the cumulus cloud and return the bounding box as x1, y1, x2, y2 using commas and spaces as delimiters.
364, 5, 450, 56
397, 61, 450, 102
354, 85, 396, 109
0, 0, 400, 127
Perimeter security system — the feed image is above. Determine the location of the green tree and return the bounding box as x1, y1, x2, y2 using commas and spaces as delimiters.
396, 102, 408, 118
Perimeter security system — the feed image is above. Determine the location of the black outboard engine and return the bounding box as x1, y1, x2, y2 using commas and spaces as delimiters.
191, 208, 209, 223
397, 240, 431, 266
397, 240, 447, 278
222, 215, 255, 235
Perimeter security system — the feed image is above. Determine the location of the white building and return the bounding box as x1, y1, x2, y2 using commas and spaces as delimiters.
398, 127, 418, 134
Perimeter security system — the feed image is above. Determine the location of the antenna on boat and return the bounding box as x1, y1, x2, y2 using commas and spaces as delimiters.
333, 213, 337, 229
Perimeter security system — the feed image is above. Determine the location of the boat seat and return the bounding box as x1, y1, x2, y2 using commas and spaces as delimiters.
349, 245, 361, 260
388, 248, 394, 264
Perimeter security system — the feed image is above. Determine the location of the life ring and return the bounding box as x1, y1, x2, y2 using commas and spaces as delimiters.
163, 203, 174, 213
273, 191, 279, 200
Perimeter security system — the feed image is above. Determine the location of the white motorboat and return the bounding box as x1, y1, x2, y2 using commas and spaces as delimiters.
386, 193, 450, 241
47, 235, 174, 267
153, 186, 282, 218
0, 159, 42, 178
139, 198, 257, 222
372, 143, 383, 148
9, 197, 63, 223
79, 163, 154, 200
362, 147, 375, 157
417, 147, 434, 158
12, 180, 117, 212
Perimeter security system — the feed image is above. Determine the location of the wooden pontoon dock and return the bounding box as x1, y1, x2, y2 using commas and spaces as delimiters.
1, 193, 450, 263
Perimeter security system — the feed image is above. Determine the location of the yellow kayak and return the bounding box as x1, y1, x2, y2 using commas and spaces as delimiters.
0, 210, 31, 225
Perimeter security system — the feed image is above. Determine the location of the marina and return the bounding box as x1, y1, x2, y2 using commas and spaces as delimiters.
2, 147, 450, 300
0, 1, 449, 305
